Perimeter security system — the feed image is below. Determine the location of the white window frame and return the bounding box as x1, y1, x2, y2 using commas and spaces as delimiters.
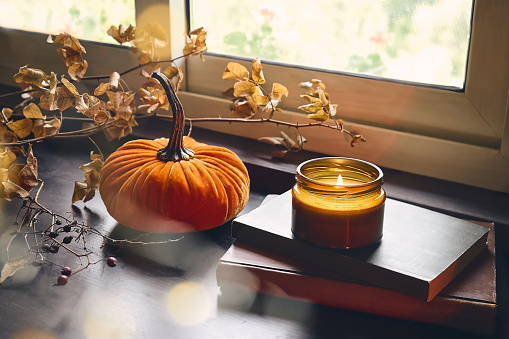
0, 0, 508, 192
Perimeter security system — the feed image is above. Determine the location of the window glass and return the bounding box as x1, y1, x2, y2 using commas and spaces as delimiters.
0, 0, 135, 43
190, 0, 473, 88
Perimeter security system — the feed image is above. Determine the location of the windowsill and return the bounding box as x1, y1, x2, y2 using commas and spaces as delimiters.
133, 117, 509, 226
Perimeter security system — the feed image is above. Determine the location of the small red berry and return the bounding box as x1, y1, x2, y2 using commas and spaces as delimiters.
56, 275, 68, 286
61, 267, 72, 276
106, 257, 117, 267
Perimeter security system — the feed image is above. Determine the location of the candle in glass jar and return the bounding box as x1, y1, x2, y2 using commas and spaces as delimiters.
291, 157, 385, 249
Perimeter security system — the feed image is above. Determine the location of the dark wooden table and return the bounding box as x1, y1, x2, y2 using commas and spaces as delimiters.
0, 124, 507, 339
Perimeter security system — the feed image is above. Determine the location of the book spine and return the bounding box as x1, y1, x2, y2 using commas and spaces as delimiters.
217, 262, 496, 335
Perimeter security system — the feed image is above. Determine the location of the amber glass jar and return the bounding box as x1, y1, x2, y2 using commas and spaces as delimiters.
291, 157, 385, 249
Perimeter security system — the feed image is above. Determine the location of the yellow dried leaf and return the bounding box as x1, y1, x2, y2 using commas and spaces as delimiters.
251, 90, 269, 106
57, 46, 83, 67
48, 33, 86, 53
7, 119, 33, 139
162, 66, 179, 79
49, 72, 57, 94
0, 181, 30, 201
350, 134, 366, 147
94, 83, 111, 97
68, 60, 88, 81
232, 99, 257, 118
270, 83, 289, 100
0, 150, 17, 168
72, 181, 92, 203
318, 88, 328, 106
23, 103, 44, 119
329, 104, 338, 117
1, 108, 13, 122
222, 62, 249, 81
13, 66, 48, 88
55, 87, 75, 111
307, 109, 329, 122
300, 94, 321, 104
107, 24, 136, 44
252, 58, 266, 84
33, 117, 61, 138
0, 256, 28, 284
60, 76, 79, 96
0, 124, 17, 143
233, 81, 257, 97
298, 102, 324, 113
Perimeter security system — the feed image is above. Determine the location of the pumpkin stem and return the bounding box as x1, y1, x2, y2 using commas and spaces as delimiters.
151, 72, 195, 162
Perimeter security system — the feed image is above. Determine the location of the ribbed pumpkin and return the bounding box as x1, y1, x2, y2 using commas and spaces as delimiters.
98, 72, 250, 233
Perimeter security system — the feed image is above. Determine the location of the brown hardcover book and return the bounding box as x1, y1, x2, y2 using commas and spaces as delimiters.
217, 221, 496, 334
231, 191, 490, 301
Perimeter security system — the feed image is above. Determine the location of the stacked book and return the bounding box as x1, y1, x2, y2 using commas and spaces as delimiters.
216, 191, 496, 334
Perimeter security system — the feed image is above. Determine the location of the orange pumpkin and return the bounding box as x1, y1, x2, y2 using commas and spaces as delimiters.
98, 72, 250, 233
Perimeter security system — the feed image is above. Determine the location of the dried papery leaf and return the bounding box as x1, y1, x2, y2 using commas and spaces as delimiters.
232, 99, 257, 118
280, 131, 297, 150
318, 88, 329, 106
258, 136, 284, 146
194, 28, 207, 51
252, 58, 266, 84
103, 118, 136, 141
55, 87, 75, 111
298, 81, 314, 92
300, 95, 321, 104
60, 76, 79, 96
7, 119, 33, 139
72, 181, 93, 203
270, 83, 289, 100
0, 150, 17, 168
13, 66, 49, 88
308, 109, 329, 122
49, 72, 57, 94
68, 60, 88, 81
0, 256, 28, 284
48, 33, 86, 53
0, 124, 17, 144
33, 117, 61, 138
0, 181, 29, 200
107, 24, 136, 44
162, 66, 179, 80
251, 90, 269, 106
336, 119, 344, 130
298, 102, 324, 113
23, 103, 44, 119
222, 62, 249, 81
39, 92, 58, 111
233, 81, 257, 97
106, 91, 136, 121
94, 72, 120, 96
184, 27, 207, 58
297, 134, 307, 147
1, 108, 13, 122
350, 134, 366, 147
329, 104, 338, 117
57, 46, 84, 67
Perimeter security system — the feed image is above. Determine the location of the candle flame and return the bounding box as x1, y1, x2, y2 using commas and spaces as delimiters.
336, 174, 344, 185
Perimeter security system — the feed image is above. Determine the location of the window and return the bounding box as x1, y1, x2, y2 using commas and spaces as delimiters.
0, 0, 135, 44
190, 0, 473, 89
0, 0, 508, 192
